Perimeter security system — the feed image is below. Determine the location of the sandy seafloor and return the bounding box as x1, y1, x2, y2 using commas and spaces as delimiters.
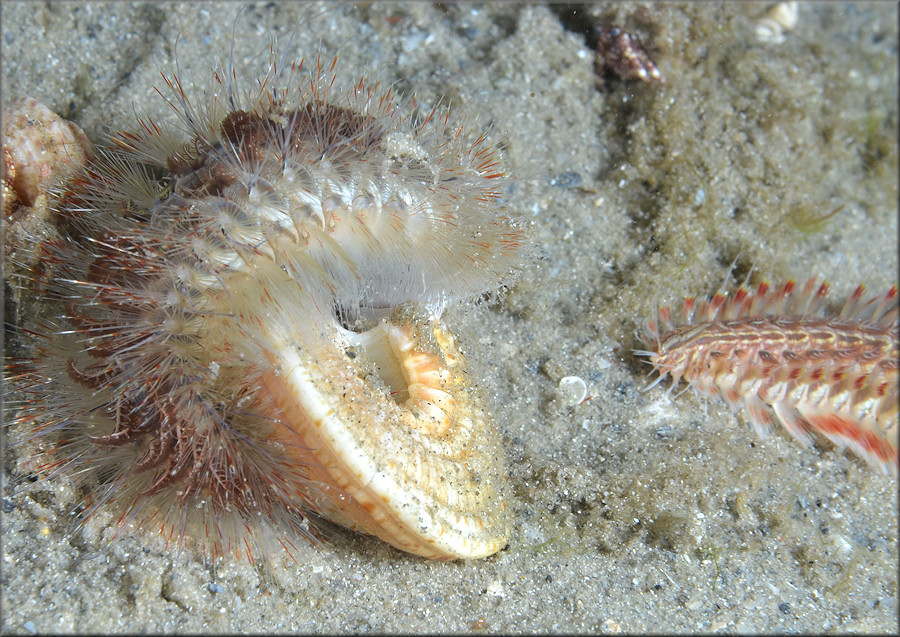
1, 1, 897, 633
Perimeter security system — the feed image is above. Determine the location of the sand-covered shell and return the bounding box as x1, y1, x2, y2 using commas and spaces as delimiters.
2, 98, 94, 285
2, 97, 93, 213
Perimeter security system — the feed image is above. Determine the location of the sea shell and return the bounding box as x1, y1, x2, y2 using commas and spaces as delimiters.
2, 98, 94, 288
261, 308, 509, 559
2, 96, 93, 214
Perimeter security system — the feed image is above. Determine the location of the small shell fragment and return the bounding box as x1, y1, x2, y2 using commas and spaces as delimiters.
755, 2, 799, 44
2, 98, 94, 306
594, 25, 666, 84
2, 97, 93, 213
558, 376, 588, 406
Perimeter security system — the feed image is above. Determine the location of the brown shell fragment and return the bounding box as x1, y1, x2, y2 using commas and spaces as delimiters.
594, 25, 666, 84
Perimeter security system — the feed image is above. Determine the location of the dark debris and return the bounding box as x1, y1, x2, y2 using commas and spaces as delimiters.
594, 25, 665, 84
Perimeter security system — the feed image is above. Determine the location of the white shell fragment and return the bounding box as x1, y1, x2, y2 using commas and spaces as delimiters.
558, 376, 588, 407
756, 2, 799, 44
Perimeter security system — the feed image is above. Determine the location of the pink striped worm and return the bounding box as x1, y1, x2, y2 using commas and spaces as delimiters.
639, 278, 899, 474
